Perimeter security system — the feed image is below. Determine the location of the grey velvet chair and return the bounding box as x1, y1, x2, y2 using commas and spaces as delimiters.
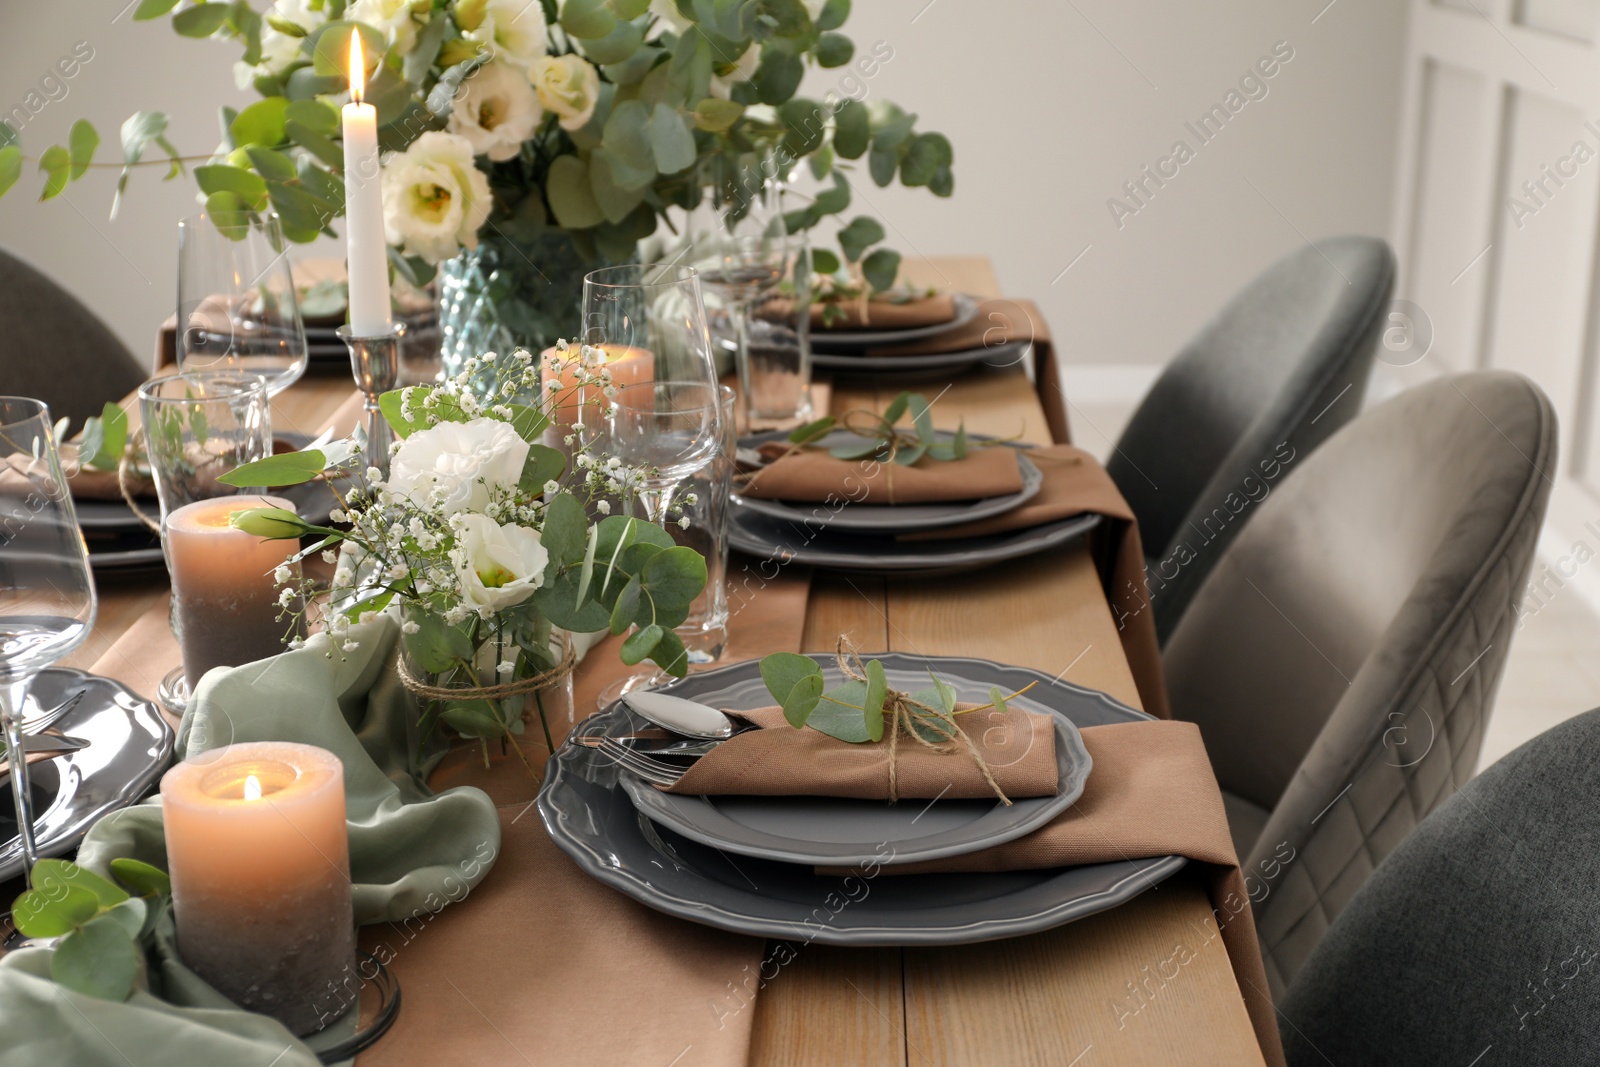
0, 246, 145, 427
1279, 707, 1600, 1065
1162, 371, 1556, 995
1108, 236, 1396, 643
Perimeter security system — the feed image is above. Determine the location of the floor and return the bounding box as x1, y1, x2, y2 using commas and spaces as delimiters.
1061, 367, 1600, 773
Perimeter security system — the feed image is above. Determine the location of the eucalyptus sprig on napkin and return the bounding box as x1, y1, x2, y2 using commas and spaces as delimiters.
786, 391, 968, 467
8, 858, 173, 1001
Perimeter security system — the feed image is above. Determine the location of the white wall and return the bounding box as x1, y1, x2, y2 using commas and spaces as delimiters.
0, 0, 1408, 370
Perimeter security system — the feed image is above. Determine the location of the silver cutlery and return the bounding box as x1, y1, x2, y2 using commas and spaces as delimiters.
19, 687, 87, 735
574, 736, 692, 787
621, 691, 749, 740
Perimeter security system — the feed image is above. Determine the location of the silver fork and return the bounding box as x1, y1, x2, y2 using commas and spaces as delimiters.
20, 688, 86, 735
576, 736, 691, 787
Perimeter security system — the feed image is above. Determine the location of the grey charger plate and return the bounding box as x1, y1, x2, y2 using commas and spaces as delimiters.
616, 658, 1093, 866
812, 293, 980, 350
730, 508, 1101, 575
733, 431, 1044, 533
812, 339, 1030, 377
540, 654, 1186, 946
0, 668, 175, 880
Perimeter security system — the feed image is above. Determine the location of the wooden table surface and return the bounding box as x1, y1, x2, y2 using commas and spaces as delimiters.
66, 257, 1266, 1066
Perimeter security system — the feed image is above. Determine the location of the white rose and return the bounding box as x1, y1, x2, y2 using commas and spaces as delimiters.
448, 61, 543, 162
349, 0, 419, 54
387, 418, 530, 514
460, 0, 548, 68
381, 131, 492, 263
454, 514, 550, 611
531, 54, 601, 132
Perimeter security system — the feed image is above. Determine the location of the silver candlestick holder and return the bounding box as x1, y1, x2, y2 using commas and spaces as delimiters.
338, 322, 406, 477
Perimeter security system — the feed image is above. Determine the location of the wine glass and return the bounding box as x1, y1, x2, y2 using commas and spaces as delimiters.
177, 212, 308, 396
0, 397, 96, 875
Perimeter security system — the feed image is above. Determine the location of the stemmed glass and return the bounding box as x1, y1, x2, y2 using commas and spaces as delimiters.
177, 212, 308, 396
0, 398, 97, 875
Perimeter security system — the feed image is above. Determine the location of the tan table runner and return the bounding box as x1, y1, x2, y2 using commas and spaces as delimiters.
905, 444, 1168, 719
874, 720, 1286, 1067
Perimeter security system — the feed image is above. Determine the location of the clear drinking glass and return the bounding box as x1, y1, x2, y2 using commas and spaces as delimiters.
137, 373, 273, 521
177, 212, 308, 396
673, 385, 734, 664
0, 397, 97, 875
580, 263, 720, 386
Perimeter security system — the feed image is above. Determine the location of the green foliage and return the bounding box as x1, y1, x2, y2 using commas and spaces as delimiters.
78, 402, 128, 471
217, 450, 329, 488
797, 391, 968, 467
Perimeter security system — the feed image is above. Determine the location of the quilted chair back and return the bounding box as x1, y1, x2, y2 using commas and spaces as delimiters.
1163, 371, 1556, 994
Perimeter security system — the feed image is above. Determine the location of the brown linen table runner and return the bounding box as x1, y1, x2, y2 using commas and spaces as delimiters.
809, 292, 956, 331
868, 719, 1286, 1067
739, 444, 1024, 505
904, 444, 1170, 719
664, 703, 1058, 800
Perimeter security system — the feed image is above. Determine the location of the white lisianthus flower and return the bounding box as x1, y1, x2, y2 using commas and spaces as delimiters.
349, 0, 419, 53
235, 0, 323, 86
530, 54, 601, 131
448, 62, 542, 161
709, 43, 761, 98
381, 132, 492, 263
648, 0, 691, 33
387, 417, 530, 514
460, 0, 548, 67
454, 513, 550, 611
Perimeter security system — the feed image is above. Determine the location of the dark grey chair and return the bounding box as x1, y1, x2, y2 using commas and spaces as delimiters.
1279, 707, 1600, 1065
1162, 371, 1556, 995
0, 246, 145, 427
1108, 236, 1395, 643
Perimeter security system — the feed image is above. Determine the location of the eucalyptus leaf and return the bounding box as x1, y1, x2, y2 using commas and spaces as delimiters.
0, 145, 22, 199
827, 440, 883, 461
753, 45, 803, 105
547, 155, 605, 229
10, 885, 100, 939
38, 144, 70, 201
52, 916, 139, 1001
809, 681, 875, 742
832, 99, 869, 159
760, 651, 824, 723
780, 670, 825, 727
133, 0, 181, 17
285, 96, 340, 137
693, 98, 743, 133
79, 402, 128, 470
31, 858, 130, 909
619, 622, 664, 664
377, 389, 432, 438
815, 32, 853, 68
217, 449, 327, 487
102, 898, 148, 941
788, 415, 835, 445
988, 685, 1009, 716
67, 120, 98, 180
440, 700, 505, 740
650, 626, 690, 677
172, 2, 232, 37
609, 574, 644, 634
810, 248, 840, 276
863, 659, 888, 742
648, 103, 695, 175
539, 493, 589, 566
519, 443, 567, 493
401, 610, 474, 674
882, 391, 910, 425
836, 215, 885, 263
561, 0, 617, 38
230, 97, 289, 147
861, 247, 900, 294
816, 0, 849, 31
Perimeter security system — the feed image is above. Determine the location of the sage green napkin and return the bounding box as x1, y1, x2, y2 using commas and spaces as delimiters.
0, 616, 501, 1067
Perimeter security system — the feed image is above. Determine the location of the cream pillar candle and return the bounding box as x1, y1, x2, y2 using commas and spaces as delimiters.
341, 30, 392, 337
166, 494, 298, 688
161, 741, 355, 1035
542, 344, 655, 425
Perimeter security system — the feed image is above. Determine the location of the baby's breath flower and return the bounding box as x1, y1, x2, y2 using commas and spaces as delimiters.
273, 565, 292, 583
596, 499, 611, 515
401, 620, 420, 635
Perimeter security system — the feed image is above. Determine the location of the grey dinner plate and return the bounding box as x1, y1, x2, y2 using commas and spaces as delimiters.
0, 667, 175, 880
729, 508, 1100, 575
616, 659, 1093, 866
811, 293, 980, 351
733, 432, 1043, 533
812, 339, 1031, 377
539, 653, 1184, 946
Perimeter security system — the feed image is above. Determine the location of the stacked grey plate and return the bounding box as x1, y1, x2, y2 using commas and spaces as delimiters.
810, 293, 1028, 376
538, 653, 1184, 946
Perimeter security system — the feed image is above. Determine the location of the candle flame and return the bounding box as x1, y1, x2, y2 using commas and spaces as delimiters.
348, 31, 366, 105
244, 774, 262, 802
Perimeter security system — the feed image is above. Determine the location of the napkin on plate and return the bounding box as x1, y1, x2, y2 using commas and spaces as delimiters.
902, 444, 1170, 720
811, 292, 956, 331
664, 703, 1059, 800
738, 443, 1025, 505
864, 719, 1286, 1067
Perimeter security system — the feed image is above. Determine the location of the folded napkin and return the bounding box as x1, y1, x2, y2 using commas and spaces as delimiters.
903, 445, 1169, 719
664, 703, 1058, 800
811, 292, 956, 331
866, 719, 1285, 1067
0, 616, 503, 1067
739, 443, 1024, 505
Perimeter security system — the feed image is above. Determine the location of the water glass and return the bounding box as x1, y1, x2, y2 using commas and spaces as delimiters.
673, 385, 734, 663
137, 373, 273, 523
0, 397, 96, 875
177, 212, 308, 396
581, 264, 719, 388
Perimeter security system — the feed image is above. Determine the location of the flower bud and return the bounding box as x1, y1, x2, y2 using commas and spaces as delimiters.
229, 506, 309, 539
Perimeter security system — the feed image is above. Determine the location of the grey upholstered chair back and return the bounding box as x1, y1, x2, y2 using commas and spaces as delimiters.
1108, 236, 1395, 643
0, 246, 146, 427
1162, 371, 1556, 995
1279, 707, 1600, 1065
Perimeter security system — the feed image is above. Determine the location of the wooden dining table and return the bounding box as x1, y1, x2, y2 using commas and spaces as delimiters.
62, 256, 1267, 1066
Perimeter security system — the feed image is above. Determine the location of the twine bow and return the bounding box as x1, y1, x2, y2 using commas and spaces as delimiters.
395, 644, 578, 702
834, 637, 1011, 806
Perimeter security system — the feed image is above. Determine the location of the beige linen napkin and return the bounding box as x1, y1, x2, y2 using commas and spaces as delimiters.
739, 444, 1024, 505
903, 445, 1170, 720
811, 292, 956, 331
870, 719, 1286, 1067
663, 703, 1058, 800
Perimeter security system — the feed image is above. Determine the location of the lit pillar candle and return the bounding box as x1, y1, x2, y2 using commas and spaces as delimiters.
166, 495, 298, 688
541, 344, 655, 425
161, 742, 355, 1035
341, 30, 392, 337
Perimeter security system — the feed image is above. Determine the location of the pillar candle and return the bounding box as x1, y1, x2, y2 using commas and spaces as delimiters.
341, 30, 392, 337
542, 344, 655, 425
161, 741, 355, 1035
166, 495, 298, 688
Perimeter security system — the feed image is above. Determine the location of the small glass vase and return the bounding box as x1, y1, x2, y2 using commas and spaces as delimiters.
396, 603, 576, 774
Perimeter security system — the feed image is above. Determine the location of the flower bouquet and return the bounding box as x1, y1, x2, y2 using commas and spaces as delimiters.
220, 344, 706, 766
2, 0, 956, 356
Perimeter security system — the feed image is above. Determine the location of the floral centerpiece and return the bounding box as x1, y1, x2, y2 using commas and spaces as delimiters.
1, 0, 956, 357
220, 343, 706, 767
